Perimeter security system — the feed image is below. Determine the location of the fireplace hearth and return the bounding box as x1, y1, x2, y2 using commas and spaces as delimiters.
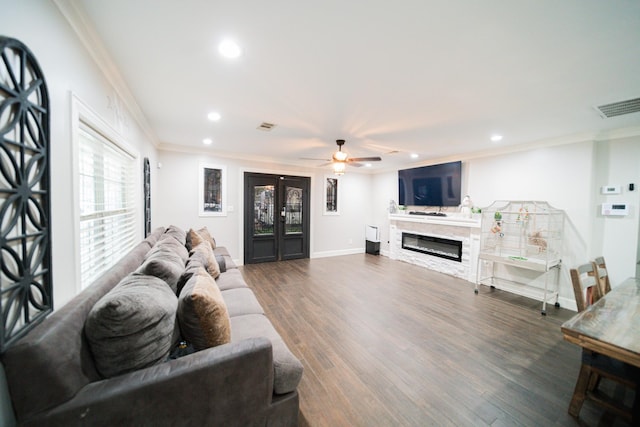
401, 232, 462, 262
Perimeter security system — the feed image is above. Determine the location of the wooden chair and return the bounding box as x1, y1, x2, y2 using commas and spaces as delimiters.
570, 263, 602, 312
568, 263, 639, 422
592, 256, 612, 296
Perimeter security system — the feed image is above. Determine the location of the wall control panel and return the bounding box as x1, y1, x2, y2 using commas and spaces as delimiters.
601, 203, 629, 216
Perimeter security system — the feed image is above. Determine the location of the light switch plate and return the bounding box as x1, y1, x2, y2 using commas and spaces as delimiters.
601, 185, 621, 194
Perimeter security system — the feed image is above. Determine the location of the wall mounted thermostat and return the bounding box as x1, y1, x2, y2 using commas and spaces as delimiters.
601, 203, 629, 216
601, 185, 621, 194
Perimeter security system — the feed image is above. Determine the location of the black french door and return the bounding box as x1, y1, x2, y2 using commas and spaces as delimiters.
244, 173, 310, 264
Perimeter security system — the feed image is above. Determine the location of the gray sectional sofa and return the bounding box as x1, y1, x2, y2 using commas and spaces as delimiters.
1, 226, 303, 426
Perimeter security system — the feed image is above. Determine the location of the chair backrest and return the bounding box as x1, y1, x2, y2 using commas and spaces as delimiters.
570, 263, 602, 312
592, 256, 611, 296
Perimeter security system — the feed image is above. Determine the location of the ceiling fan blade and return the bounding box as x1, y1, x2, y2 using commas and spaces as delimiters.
348, 156, 382, 162
300, 157, 331, 161
349, 162, 364, 167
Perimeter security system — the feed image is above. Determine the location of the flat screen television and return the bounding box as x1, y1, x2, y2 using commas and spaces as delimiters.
398, 161, 462, 207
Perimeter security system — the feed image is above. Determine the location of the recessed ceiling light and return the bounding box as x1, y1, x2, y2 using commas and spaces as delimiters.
203, 138, 213, 145
207, 112, 221, 122
491, 134, 503, 142
410, 153, 419, 159
218, 38, 241, 59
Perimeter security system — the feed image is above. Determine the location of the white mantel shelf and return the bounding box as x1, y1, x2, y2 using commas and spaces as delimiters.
389, 213, 481, 229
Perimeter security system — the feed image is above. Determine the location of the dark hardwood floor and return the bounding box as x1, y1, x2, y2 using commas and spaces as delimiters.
240, 254, 634, 427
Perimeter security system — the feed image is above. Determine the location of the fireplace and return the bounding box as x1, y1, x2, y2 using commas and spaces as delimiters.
401, 232, 462, 262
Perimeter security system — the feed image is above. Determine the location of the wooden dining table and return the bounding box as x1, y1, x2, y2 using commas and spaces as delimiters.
561, 277, 640, 368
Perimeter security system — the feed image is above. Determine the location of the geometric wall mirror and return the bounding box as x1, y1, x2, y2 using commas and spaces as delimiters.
0, 36, 53, 353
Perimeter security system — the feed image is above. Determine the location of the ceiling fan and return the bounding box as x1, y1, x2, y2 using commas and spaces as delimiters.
303, 139, 382, 175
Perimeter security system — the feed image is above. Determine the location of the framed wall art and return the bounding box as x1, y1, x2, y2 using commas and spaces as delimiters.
199, 163, 227, 216
323, 175, 340, 215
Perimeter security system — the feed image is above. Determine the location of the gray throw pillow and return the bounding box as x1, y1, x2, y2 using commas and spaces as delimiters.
160, 224, 187, 246
137, 244, 186, 292
85, 273, 180, 378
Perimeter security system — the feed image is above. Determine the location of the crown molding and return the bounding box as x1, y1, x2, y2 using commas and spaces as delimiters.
52, 0, 160, 147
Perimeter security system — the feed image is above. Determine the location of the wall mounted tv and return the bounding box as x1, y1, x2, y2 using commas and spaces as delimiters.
398, 161, 462, 207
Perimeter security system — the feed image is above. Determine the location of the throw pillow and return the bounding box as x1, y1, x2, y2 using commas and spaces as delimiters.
186, 227, 216, 251
177, 267, 231, 350
190, 242, 220, 279
85, 273, 180, 378
137, 245, 185, 293
196, 226, 216, 249
186, 228, 205, 251
160, 224, 187, 246
154, 235, 189, 262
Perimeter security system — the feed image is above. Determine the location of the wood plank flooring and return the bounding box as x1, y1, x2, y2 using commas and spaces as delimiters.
239, 254, 634, 427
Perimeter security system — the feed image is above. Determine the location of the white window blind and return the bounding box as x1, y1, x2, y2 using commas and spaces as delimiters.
78, 123, 136, 288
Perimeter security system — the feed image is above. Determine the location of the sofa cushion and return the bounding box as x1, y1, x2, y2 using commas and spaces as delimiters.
136, 244, 185, 293
222, 288, 265, 317
230, 314, 303, 394
186, 226, 216, 251
177, 267, 231, 351
215, 268, 248, 291
214, 246, 236, 269
190, 242, 220, 279
85, 273, 180, 378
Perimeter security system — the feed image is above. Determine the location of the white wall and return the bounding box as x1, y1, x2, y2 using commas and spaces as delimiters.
592, 137, 640, 284
155, 150, 374, 263
371, 139, 640, 310
1, 1, 159, 307
313, 172, 373, 256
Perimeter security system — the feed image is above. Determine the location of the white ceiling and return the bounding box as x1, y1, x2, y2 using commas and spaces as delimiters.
73, 0, 640, 172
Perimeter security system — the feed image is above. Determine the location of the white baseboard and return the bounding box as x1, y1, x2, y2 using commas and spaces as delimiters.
311, 248, 365, 259
557, 296, 577, 312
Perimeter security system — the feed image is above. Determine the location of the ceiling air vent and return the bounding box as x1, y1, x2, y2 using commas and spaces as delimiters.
257, 122, 276, 131
594, 97, 640, 119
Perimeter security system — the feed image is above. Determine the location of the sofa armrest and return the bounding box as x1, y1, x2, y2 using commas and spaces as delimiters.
24, 338, 274, 427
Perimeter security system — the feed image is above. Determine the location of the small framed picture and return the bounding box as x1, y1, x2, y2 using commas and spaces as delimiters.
323, 175, 340, 215
199, 163, 227, 216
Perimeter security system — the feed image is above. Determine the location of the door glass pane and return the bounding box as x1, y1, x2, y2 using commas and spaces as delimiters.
285, 186, 303, 234
253, 185, 274, 235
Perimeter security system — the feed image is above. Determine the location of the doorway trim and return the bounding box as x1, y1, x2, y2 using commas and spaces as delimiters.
237, 167, 314, 266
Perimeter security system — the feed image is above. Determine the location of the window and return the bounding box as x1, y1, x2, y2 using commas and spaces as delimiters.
78, 122, 137, 288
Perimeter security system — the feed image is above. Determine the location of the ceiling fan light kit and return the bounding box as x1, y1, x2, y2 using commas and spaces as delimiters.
327, 139, 382, 174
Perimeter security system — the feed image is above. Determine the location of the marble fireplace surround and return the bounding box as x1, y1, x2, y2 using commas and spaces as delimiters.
389, 214, 481, 283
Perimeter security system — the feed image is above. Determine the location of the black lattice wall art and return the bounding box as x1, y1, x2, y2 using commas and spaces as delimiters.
0, 36, 52, 353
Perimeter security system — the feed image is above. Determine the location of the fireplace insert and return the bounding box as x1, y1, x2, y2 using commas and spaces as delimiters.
401, 232, 462, 262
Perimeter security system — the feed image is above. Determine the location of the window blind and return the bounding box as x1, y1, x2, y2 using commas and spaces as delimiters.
78, 123, 136, 288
